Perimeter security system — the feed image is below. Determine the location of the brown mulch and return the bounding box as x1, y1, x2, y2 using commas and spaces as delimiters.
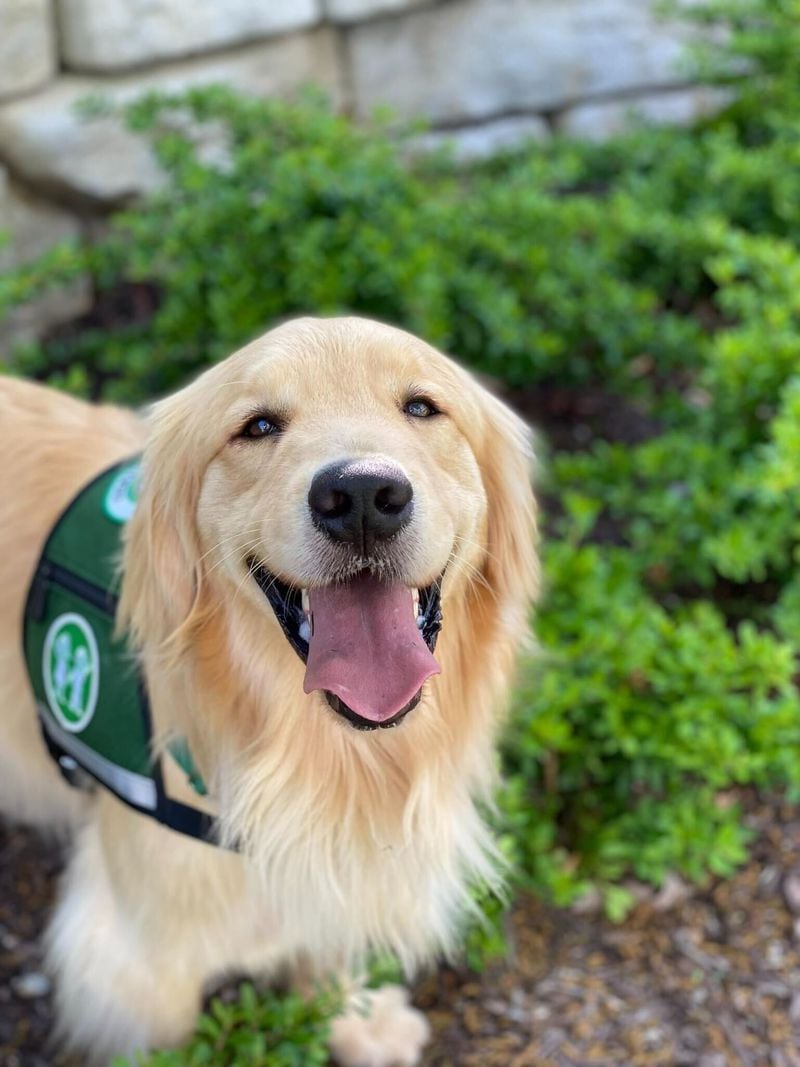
420, 798, 800, 1067
1, 798, 799, 1066
0, 826, 67, 1067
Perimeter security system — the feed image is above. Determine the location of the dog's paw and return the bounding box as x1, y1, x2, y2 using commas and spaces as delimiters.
329, 984, 430, 1067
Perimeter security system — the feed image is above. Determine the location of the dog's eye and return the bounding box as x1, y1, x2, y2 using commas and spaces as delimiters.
240, 415, 280, 439
404, 398, 439, 418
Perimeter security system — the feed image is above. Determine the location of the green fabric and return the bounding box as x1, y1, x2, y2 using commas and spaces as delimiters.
43, 461, 136, 594
27, 578, 151, 777
23, 460, 216, 842
167, 737, 208, 796
24, 461, 152, 778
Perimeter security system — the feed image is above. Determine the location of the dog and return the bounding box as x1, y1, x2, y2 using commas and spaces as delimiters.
0, 316, 538, 1065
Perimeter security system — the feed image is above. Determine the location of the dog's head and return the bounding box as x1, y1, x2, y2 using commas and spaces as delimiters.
121, 317, 537, 736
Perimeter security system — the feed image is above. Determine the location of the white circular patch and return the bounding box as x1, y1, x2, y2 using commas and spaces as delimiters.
42, 612, 100, 733
103, 462, 140, 523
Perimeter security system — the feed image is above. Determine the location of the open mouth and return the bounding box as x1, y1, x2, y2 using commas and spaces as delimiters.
248, 560, 443, 731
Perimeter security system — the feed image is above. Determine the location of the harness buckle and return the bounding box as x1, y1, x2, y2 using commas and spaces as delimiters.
57, 754, 96, 792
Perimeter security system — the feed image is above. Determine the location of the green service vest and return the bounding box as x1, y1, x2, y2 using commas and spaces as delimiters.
23, 459, 218, 845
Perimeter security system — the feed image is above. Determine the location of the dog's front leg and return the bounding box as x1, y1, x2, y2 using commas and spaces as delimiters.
288, 959, 430, 1067
45, 815, 209, 1064
327, 981, 430, 1067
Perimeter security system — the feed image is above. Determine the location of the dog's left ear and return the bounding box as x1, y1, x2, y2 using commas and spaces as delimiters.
437, 368, 539, 741
117, 390, 206, 658
468, 381, 539, 637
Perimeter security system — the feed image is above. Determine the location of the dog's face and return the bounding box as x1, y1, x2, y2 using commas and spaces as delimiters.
124, 317, 536, 734
197, 321, 488, 729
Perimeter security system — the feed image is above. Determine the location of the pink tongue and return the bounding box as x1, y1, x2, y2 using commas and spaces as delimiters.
303, 574, 440, 722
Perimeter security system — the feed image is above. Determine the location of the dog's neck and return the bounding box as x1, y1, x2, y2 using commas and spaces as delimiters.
138, 589, 509, 970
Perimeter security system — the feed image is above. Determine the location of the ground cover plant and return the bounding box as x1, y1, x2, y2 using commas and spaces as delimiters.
113, 984, 338, 1067
2, 0, 800, 1058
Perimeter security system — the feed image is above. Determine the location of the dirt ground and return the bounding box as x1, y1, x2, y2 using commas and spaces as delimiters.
1, 796, 799, 1066
420, 797, 800, 1067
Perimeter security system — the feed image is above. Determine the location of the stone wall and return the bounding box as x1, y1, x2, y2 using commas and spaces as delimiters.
0, 0, 719, 352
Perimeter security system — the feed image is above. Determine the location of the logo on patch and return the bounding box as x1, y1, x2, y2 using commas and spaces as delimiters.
103, 462, 140, 523
42, 613, 100, 733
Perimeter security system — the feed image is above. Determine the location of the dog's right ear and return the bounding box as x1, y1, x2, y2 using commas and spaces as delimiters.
117, 391, 206, 659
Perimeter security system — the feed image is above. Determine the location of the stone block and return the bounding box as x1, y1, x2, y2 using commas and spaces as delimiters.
0, 0, 55, 100
324, 0, 428, 23
407, 114, 549, 162
556, 86, 730, 140
0, 28, 344, 204
0, 166, 91, 355
58, 0, 321, 72
348, 0, 693, 124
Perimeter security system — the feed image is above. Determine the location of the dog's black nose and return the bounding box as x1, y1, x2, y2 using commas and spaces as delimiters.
308, 461, 413, 552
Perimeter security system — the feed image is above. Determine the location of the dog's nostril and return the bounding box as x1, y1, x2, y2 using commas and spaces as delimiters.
375, 482, 412, 515
317, 488, 350, 519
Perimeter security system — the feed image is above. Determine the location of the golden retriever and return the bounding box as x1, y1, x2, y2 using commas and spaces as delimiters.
0, 316, 538, 1065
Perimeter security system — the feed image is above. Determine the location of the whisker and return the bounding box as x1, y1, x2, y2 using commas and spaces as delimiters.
196, 523, 264, 568
203, 535, 265, 581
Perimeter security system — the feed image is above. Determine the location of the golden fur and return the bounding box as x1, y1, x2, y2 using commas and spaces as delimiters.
0, 317, 538, 1065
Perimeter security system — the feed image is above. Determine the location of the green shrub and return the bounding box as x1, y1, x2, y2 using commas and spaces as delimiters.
499, 540, 800, 915
115, 983, 339, 1067
0, 87, 708, 400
